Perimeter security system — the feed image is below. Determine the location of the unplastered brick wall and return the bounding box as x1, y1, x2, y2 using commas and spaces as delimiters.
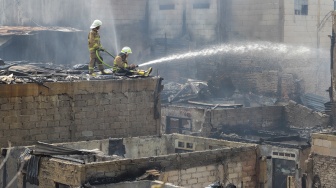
311, 154, 336, 188
37, 144, 258, 187
308, 133, 336, 188
285, 101, 330, 129
0, 78, 161, 148
210, 106, 285, 130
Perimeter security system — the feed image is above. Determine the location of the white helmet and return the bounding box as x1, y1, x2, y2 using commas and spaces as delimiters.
90, 20, 102, 29
121, 46, 132, 54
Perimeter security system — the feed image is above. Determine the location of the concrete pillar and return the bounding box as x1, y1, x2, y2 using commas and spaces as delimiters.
331, 12, 336, 126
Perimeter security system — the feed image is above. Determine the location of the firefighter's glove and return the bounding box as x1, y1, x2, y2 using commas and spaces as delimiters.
98, 48, 105, 52
129, 64, 136, 69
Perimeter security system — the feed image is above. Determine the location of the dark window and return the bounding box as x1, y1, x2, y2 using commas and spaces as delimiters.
186, 142, 193, 149
193, 3, 210, 9
56, 183, 71, 188
166, 117, 192, 134
160, 4, 175, 10
301, 5, 308, 15
294, 0, 308, 15
178, 141, 185, 148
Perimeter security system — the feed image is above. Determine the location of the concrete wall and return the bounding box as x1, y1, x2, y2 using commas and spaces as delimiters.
285, 100, 330, 128
36, 140, 258, 187
0, 78, 162, 148
226, 0, 333, 50
161, 105, 205, 134
311, 133, 336, 157
162, 105, 285, 136
283, 0, 333, 50
0, 0, 90, 28
123, 136, 171, 158
210, 106, 284, 129
259, 145, 309, 188
163, 102, 331, 136
226, 0, 283, 42
148, 0, 219, 43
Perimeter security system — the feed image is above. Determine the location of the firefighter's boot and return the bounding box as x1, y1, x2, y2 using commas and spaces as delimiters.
144, 67, 152, 77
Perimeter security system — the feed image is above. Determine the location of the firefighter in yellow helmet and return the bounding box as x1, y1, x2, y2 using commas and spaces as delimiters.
113, 46, 152, 76
88, 19, 106, 75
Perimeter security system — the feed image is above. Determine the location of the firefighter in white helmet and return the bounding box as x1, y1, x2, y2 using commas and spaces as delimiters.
113, 46, 152, 76
88, 19, 106, 75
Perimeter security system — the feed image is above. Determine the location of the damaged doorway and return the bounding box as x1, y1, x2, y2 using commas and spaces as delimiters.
272, 158, 296, 188
166, 116, 192, 134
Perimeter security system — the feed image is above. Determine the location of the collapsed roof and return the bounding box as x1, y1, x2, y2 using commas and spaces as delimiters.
0, 26, 81, 36
0, 26, 81, 48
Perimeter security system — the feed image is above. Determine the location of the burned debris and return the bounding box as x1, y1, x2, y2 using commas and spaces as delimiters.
0, 60, 137, 85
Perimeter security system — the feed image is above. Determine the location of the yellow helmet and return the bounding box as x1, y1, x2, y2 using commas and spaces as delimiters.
121, 46, 132, 54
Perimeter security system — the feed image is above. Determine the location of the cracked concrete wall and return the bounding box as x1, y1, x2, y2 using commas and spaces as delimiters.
0, 78, 161, 148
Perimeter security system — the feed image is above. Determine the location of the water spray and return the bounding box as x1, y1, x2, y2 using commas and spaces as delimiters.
138, 42, 311, 67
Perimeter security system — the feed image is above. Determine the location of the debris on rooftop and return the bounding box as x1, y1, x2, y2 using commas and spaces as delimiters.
0, 61, 145, 85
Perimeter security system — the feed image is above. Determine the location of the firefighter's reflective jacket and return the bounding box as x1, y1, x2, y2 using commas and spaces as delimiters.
88, 29, 102, 53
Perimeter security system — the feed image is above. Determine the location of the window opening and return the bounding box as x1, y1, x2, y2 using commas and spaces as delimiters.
193, 3, 210, 9
294, 0, 308, 15
160, 4, 175, 10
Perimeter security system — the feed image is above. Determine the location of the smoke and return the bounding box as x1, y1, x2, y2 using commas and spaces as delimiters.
0, 0, 92, 66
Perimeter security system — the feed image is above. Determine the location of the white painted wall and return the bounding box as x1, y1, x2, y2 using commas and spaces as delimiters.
228, 0, 283, 42
283, 0, 333, 50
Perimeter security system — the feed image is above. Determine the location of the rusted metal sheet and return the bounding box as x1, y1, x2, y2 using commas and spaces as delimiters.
0, 26, 81, 36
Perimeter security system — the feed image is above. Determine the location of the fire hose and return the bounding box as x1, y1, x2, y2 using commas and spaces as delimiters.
96, 49, 139, 71
96, 49, 115, 68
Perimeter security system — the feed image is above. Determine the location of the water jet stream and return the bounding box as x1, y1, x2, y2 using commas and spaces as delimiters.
138, 42, 312, 67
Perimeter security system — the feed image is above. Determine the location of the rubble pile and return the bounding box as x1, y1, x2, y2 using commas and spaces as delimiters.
162, 80, 279, 107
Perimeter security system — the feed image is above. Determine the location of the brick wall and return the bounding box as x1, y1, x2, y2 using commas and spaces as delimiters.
37, 145, 258, 187
285, 101, 330, 129
308, 133, 336, 188
311, 155, 336, 188
0, 78, 162, 148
